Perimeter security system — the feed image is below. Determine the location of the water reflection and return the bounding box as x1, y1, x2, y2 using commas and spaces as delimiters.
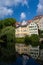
0, 54, 40, 65
22, 54, 29, 65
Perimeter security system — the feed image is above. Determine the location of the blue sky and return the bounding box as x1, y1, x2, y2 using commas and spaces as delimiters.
0, 0, 43, 22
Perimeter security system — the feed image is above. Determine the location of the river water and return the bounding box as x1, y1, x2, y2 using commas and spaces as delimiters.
0, 54, 40, 65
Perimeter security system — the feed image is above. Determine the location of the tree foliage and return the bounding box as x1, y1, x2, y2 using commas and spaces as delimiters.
30, 34, 40, 46
16, 38, 24, 43
24, 35, 32, 45
3, 18, 16, 27
38, 30, 43, 38
24, 34, 40, 46
0, 18, 16, 29
0, 18, 16, 62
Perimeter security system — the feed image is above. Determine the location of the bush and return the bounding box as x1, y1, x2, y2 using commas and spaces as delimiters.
31, 34, 40, 46
24, 35, 32, 45
16, 38, 24, 43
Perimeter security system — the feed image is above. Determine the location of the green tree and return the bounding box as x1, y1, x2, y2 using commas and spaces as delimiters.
0, 20, 3, 29
24, 35, 32, 45
0, 18, 16, 62
0, 18, 16, 30
40, 43, 43, 49
3, 18, 16, 27
16, 38, 24, 43
39, 30, 43, 38
31, 34, 40, 46
0, 26, 16, 62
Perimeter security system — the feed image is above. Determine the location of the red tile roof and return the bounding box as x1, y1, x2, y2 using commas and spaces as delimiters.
33, 15, 43, 20
15, 22, 21, 27
15, 22, 20, 25
27, 20, 32, 23
15, 20, 33, 27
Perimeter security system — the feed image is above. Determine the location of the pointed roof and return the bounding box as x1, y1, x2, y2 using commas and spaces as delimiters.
15, 20, 32, 27
33, 15, 43, 20
27, 20, 32, 23
21, 20, 27, 26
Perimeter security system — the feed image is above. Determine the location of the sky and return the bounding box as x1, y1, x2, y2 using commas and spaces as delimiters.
0, 0, 43, 22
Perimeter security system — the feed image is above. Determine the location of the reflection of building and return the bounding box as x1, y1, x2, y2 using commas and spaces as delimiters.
29, 45, 39, 59
15, 43, 29, 54
40, 49, 43, 60
15, 20, 38, 37
15, 44, 39, 59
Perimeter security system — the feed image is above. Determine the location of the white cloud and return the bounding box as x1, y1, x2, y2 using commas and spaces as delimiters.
0, 0, 28, 7
21, 0, 29, 8
0, 7, 13, 18
0, 0, 28, 18
37, 0, 43, 14
20, 12, 26, 20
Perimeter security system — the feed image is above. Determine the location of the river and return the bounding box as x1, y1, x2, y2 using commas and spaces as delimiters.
0, 54, 40, 65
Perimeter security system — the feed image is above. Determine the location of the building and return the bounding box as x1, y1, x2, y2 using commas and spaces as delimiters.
27, 22, 38, 36
15, 20, 38, 37
15, 15, 43, 38
15, 20, 27, 37
15, 27, 21, 37
33, 15, 43, 30
38, 17, 43, 30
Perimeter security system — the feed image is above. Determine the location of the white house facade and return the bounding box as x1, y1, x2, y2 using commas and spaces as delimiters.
27, 22, 38, 36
